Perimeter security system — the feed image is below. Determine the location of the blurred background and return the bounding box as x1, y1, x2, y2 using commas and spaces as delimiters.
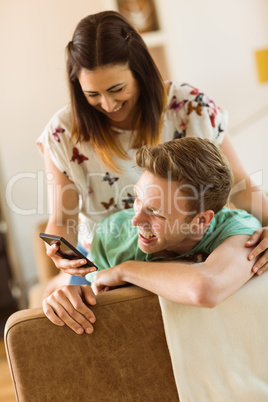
0, 0, 268, 311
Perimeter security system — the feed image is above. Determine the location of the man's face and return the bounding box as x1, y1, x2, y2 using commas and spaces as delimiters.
132, 171, 199, 256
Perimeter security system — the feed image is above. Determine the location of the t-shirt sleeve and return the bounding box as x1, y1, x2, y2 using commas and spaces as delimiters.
164, 82, 228, 146
204, 209, 262, 254
85, 210, 139, 282
85, 228, 111, 283
36, 105, 74, 176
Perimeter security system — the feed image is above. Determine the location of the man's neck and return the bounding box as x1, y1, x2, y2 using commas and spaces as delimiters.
172, 235, 204, 255
152, 236, 204, 258
151, 232, 206, 259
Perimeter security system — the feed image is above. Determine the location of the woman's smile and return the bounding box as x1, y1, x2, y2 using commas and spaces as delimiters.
78, 65, 140, 129
112, 102, 125, 113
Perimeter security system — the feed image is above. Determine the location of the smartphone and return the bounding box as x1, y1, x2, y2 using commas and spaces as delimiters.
39, 233, 98, 270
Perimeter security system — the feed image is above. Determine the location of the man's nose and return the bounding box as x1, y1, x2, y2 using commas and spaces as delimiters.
132, 208, 148, 227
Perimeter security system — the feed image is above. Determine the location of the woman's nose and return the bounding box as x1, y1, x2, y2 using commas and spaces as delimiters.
100, 95, 115, 113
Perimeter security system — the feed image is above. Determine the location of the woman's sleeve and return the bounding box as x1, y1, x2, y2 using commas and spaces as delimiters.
166, 82, 229, 146
36, 105, 73, 176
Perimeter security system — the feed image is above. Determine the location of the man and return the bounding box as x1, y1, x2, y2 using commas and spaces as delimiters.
43, 138, 261, 335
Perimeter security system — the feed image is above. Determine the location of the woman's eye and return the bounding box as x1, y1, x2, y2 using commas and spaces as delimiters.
110, 88, 123, 93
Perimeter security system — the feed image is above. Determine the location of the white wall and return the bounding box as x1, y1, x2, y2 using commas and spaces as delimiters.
0, 0, 108, 291
160, 0, 268, 189
1, 0, 268, 291
161, 0, 268, 128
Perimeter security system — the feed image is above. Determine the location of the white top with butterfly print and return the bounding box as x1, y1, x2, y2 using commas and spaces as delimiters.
37, 81, 228, 250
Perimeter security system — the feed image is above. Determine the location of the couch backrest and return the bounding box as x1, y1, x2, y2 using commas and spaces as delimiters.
5, 286, 179, 402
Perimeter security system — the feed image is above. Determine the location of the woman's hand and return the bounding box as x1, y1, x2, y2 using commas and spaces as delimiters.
245, 227, 268, 275
43, 284, 97, 334
46, 243, 97, 276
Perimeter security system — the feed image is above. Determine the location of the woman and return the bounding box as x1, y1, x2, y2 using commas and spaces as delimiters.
38, 11, 268, 289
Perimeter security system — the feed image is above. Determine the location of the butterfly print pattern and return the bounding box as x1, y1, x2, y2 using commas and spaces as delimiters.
209, 113, 216, 128
173, 130, 185, 139
101, 197, 117, 210
103, 172, 119, 186
217, 124, 224, 138
173, 119, 188, 139
168, 96, 187, 113
181, 83, 200, 96
187, 101, 202, 116
167, 83, 225, 141
71, 147, 89, 164
122, 193, 135, 209
52, 126, 65, 142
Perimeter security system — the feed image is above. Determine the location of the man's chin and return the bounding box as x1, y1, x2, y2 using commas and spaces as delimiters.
138, 240, 158, 255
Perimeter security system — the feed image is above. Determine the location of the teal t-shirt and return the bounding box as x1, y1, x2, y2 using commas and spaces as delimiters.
86, 207, 261, 282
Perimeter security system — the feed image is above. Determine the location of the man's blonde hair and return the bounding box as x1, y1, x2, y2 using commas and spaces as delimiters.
135, 137, 233, 215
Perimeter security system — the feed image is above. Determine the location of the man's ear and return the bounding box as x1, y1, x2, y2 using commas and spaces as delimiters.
192, 210, 215, 230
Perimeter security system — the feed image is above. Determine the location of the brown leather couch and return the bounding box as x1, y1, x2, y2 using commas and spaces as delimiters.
4, 221, 179, 400
4, 285, 180, 401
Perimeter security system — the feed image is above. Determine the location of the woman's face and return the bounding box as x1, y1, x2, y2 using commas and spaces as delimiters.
78, 64, 140, 130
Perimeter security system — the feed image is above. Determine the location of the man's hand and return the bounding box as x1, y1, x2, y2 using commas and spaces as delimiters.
92, 266, 127, 294
43, 284, 96, 334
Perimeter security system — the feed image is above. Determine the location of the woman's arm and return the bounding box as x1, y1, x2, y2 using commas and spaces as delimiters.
43, 147, 96, 276
44, 146, 79, 243
221, 133, 268, 225
221, 133, 268, 273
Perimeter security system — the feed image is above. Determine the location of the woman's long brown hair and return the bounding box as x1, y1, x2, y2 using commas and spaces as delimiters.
66, 11, 166, 172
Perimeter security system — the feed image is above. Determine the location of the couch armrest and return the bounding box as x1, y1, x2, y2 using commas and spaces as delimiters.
5, 285, 179, 402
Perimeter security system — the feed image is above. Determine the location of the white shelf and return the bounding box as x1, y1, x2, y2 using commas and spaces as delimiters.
105, 0, 165, 45
141, 30, 165, 48
102, 0, 171, 78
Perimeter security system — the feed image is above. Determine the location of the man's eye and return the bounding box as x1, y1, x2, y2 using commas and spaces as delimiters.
152, 210, 165, 219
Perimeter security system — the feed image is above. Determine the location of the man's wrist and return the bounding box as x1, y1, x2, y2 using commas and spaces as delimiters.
116, 260, 135, 283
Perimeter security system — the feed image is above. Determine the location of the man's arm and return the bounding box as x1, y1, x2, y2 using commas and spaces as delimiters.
93, 235, 256, 308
